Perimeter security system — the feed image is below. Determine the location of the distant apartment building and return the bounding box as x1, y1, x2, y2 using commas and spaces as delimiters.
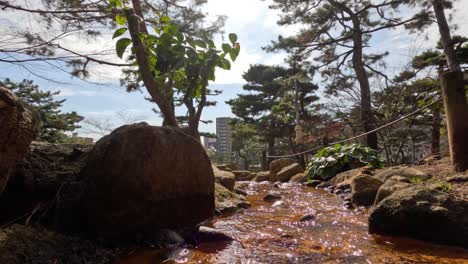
216, 117, 232, 156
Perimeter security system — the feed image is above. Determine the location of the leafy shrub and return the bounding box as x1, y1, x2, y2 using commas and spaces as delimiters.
307, 144, 383, 180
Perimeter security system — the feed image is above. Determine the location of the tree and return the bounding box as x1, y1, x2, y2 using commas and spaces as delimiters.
228, 62, 320, 165
404, 0, 468, 171
111, 0, 240, 138
0, 79, 83, 143
0, 0, 224, 81
267, 0, 423, 149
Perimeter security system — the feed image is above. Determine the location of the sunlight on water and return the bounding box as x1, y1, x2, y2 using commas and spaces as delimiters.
116, 182, 468, 264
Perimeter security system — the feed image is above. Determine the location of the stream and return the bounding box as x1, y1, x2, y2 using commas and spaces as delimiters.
116, 182, 468, 263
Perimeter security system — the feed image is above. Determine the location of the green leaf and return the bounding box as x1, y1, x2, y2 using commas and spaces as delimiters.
220, 59, 231, 70
229, 48, 240, 61
116, 38, 132, 58
195, 40, 207, 48
229, 33, 238, 44
222, 43, 231, 53
115, 14, 126, 25
112, 28, 128, 39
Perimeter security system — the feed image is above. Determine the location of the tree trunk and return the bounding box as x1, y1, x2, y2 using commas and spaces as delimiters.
125, 1, 178, 127
432, 1, 468, 171
431, 107, 441, 156
440, 71, 468, 171
351, 20, 378, 149
267, 137, 275, 165
432, 0, 461, 72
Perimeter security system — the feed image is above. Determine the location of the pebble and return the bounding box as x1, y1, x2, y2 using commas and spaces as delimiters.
263, 194, 282, 202
299, 213, 316, 222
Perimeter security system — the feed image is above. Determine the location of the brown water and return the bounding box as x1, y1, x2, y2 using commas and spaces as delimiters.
116, 182, 468, 263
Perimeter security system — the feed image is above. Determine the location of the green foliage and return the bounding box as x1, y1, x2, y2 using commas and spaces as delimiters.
113, 11, 239, 94
1, 79, 83, 143
438, 182, 452, 193
409, 177, 423, 184
307, 144, 383, 180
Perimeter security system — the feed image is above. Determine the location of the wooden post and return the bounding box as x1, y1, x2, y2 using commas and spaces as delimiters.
440, 71, 468, 172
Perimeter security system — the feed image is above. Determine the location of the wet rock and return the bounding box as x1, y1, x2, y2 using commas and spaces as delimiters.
212, 165, 235, 191
299, 213, 315, 222
234, 187, 248, 196
154, 229, 185, 246
0, 86, 39, 195
343, 201, 354, 209
343, 188, 351, 193
276, 163, 304, 182
215, 183, 247, 214
304, 180, 322, 187
272, 200, 284, 207
289, 173, 308, 183
374, 178, 412, 206
273, 183, 281, 188
237, 201, 251, 209
0, 224, 119, 264
351, 175, 384, 206
193, 226, 234, 243
81, 123, 215, 241
369, 184, 468, 248
263, 194, 282, 202
232, 170, 254, 181
447, 175, 468, 183
254, 171, 270, 182
316, 182, 332, 189
334, 189, 343, 195
269, 158, 294, 181
374, 167, 430, 182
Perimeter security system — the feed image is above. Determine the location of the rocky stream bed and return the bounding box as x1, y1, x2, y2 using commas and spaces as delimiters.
117, 181, 468, 263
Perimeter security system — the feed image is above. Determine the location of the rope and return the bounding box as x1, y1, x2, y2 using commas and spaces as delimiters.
267, 98, 442, 159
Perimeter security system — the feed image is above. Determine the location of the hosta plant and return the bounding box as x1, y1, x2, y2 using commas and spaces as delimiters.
307, 144, 383, 181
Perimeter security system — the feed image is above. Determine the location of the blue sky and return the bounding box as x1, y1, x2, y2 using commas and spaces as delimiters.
0, 0, 467, 138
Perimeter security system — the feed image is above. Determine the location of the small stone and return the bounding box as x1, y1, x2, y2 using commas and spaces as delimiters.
344, 201, 354, 209
343, 188, 351, 193
299, 213, 315, 222
272, 200, 284, 207
195, 226, 234, 243
304, 180, 322, 187
334, 189, 343, 195
237, 201, 251, 209
234, 187, 248, 196
273, 183, 281, 188
316, 182, 332, 189
447, 175, 468, 183
263, 194, 282, 202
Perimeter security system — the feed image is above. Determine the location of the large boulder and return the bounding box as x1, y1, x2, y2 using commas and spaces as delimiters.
0, 142, 92, 231
81, 123, 215, 241
269, 158, 294, 181
212, 165, 235, 191
374, 167, 430, 182
373, 176, 412, 206
0, 86, 39, 195
369, 184, 468, 248
275, 163, 304, 182
351, 175, 384, 206
232, 170, 254, 181
254, 171, 270, 182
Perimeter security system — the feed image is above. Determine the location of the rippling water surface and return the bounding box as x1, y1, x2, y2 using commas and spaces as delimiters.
116, 182, 468, 263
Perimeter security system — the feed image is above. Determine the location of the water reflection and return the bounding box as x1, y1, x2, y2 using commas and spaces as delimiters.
116, 182, 468, 263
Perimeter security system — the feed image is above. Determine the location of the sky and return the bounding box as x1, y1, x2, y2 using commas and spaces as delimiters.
0, 0, 467, 139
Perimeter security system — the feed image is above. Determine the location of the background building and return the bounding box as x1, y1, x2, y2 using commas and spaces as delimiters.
216, 117, 232, 156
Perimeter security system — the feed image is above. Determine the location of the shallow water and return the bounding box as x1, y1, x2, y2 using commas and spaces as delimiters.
116, 182, 468, 263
